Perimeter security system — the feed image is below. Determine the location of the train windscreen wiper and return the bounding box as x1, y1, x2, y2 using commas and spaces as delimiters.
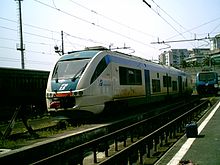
71, 64, 87, 82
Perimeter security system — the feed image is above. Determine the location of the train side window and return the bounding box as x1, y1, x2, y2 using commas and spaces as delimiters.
163, 75, 171, 87
128, 70, 135, 84
157, 73, 159, 78
119, 67, 142, 85
152, 79, 161, 92
172, 81, 177, 91
90, 57, 108, 84
119, 67, 127, 85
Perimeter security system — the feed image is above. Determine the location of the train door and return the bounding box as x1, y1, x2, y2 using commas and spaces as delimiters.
178, 76, 182, 93
144, 70, 151, 96
166, 73, 169, 95
112, 65, 120, 97
99, 62, 113, 97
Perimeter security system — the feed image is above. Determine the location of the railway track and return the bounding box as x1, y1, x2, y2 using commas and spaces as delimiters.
0, 96, 214, 164
0, 97, 193, 141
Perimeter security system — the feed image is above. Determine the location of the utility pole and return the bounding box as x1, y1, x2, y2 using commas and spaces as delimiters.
54, 31, 64, 55
61, 31, 64, 55
16, 0, 25, 69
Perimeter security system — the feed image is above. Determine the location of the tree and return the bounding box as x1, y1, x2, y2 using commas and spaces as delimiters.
181, 59, 187, 68
202, 55, 210, 66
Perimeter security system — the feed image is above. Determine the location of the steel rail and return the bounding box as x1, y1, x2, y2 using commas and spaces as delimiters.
30, 99, 208, 165
98, 99, 209, 164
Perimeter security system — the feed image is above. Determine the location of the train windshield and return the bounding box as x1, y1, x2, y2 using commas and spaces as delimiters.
52, 59, 90, 80
199, 72, 216, 81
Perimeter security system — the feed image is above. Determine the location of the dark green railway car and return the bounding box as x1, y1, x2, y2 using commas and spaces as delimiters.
0, 67, 49, 120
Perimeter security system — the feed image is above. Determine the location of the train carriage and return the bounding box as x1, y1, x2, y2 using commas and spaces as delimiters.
0, 67, 49, 119
46, 47, 193, 118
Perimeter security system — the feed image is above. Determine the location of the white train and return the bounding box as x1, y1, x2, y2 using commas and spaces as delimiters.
46, 47, 193, 117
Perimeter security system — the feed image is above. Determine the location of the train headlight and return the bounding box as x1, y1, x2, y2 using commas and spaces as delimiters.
79, 91, 83, 96
47, 92, 54, 98
73, 91, 83, 96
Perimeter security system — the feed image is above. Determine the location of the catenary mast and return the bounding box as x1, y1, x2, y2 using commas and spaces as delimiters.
16, 0, 25, 69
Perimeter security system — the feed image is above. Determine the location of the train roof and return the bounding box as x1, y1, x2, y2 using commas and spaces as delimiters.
63, 47, 187, 75
111, 50, 186, 75
61, 50, 100, 61
196, 71, 218, 75
0, 67, 48, 72
0, 67, 49, 77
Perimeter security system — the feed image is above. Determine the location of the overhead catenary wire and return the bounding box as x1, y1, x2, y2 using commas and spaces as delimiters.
151, 36, 212, 44
0, 36, 53, 46
1, 0, 219, 68
0, 25, 60, 42
0, 0, 156, 68
150, 0, 193, 37
143, 0, 195, 48
166, 16, 220, 40
209, 22, 220, 35
143, 0, 220, 48
64, 32, 107, 46
33, 0, 156, 49
69, 0, 156, 38
0, 18, 109, 49
0, 49, 55, 65
1, 7, 107, 51
142, 0, 187, 40
0, 45, 55, 56
0, 16, 60, 35
0, 23, 110, 57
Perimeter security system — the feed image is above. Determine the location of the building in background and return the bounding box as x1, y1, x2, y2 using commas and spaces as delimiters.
210, 34, 220, 71
159, 51, 166, 65
210, 34, 220, 51
159, 34, 220, 69
185, 48, 210, 67
158, 49, 189, 68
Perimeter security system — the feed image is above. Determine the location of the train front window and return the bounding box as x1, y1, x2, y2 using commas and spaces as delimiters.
52, 59, 90, 80
199, 73, 215, 81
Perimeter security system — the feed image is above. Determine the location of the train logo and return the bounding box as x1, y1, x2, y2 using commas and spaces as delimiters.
59, 84, 68, 90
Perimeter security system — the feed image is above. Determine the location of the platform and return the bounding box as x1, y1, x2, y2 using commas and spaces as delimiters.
156, 98, 220, 165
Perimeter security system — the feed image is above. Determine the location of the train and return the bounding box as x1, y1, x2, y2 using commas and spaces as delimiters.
196, 71, 219, 95
0, 67, 49, 120
46, 46, 193, 118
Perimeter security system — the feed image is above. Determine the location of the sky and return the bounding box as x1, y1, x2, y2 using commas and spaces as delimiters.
1, 0, 220, 71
